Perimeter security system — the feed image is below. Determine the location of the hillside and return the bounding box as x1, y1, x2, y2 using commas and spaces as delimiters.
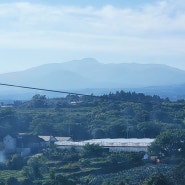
0, 90, 184, 185
1, 90, 184, 140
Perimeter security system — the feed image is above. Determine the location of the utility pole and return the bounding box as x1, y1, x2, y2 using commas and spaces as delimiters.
126, 122, 129, 139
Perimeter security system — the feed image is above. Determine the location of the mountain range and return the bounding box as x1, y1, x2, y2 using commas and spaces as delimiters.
1, 58, 185, 101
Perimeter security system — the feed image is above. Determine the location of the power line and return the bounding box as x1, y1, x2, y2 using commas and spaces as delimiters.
0, 83, 97, 97
0, 82, 170, 105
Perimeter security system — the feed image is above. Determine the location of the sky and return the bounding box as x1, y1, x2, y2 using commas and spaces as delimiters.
0, 0, 185, 73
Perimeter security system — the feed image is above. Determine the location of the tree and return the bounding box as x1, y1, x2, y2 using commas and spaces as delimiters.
21, 178, 34, 185
30, 94, 48, 108
108, 124, 125, 138
0, 108, 18, 138
55, 174, 68, 185
6, 154, 24, 170
137, 122, 161, 138
91, 128, 106, 138
149, 129, 185, 158
55, 174, 75, 185
23, 155, 47, 180
82, 143, 103, 157
172, 160, 185, 184
5, 177, 19, 185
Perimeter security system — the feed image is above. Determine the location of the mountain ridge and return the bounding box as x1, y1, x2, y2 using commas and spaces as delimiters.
0, 58, 185, 100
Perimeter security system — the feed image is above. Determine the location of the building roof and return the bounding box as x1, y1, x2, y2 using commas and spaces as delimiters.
16, 134, 44, 147
38, 136, 57, 142
38, 136, 71, 142
55, 137, 72, 141
55, 138, 155, 147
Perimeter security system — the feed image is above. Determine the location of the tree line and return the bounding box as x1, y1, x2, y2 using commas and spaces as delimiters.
0, 91, 184, 140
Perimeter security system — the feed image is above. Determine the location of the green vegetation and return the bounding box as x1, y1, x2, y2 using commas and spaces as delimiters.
149, 129, 185, 158
0, 91, 185, 184
142, 172, 171, 185
0, 146, 145, 185
1, 91, 185, 140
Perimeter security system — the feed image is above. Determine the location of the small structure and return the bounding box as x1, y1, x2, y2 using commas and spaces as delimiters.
38, 136, 72, 147
143, 153, 149, 160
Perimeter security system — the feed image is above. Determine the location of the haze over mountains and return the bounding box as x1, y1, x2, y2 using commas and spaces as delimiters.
1, 58, 185, 100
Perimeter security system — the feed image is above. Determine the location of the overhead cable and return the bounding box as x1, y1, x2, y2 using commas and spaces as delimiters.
0, 83, 96, 97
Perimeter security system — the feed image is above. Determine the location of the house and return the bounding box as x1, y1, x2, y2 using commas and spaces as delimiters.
3, 133, 45, 156
3, 135, 16, 154
3, 134, 72, 156
16, 133, 44, 156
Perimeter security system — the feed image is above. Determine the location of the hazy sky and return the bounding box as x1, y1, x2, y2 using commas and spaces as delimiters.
0, 0, 185, 73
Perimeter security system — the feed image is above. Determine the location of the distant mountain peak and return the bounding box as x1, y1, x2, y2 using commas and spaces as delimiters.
66, 57, 99, 64
80, 58, 99, 63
